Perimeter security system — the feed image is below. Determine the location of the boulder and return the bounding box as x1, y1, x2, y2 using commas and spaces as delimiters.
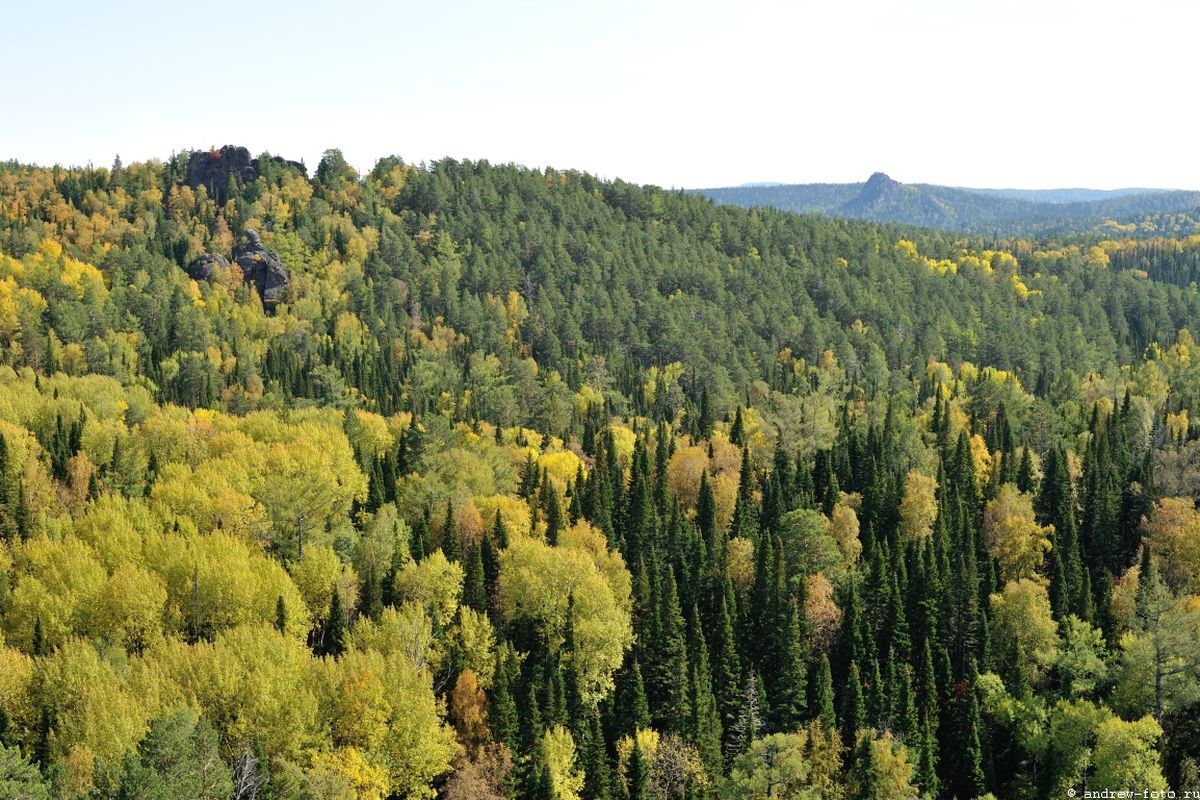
185, 253, 229, 282
234, 230, 289, 308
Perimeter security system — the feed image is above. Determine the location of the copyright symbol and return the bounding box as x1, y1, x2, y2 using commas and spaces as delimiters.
1068, 790, 1076, 798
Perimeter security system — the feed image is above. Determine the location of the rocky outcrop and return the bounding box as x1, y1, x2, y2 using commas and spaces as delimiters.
185, 253, 230, 282
184, 231, 289, 309
185, 146, 257, 194
234, 230, 289, 308
184, 146, 307, 199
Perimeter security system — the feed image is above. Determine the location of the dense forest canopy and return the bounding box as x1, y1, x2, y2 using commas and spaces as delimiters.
1, 147, 1200, 799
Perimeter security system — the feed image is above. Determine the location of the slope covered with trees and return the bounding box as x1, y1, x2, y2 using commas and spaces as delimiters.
697, 172, 1200, 236
1, 149, 1200, 799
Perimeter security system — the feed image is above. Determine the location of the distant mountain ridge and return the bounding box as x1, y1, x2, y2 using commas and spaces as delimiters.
694, 173, 1200, 234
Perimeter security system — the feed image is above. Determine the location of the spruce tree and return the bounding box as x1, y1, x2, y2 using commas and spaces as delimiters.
954, 663, 987, 800
626, 739, 651, 800
463, 538, 487, 613
323, 586, 346, 656
840, 660, 866, 750
613, 661, 650, 741
711, 591, 742, 755
358, 564, 383, 622
410, 511, 431, 561
647, 570, 690, 735
490, 646, 521, 754
812, 653, 837, 731
274, 595, 287, 633
31, 615, 45, 657
582, 710, 611, 800
773, 597, 809, 732
686, 608, 723, 775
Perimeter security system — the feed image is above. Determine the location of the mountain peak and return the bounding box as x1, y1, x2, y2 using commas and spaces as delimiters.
852, 172, 904, 208
864, 171, 897, 188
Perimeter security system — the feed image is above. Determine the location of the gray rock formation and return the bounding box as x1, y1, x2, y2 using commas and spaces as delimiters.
234, 230, 289, 309
185, 146, 257, 195
185, 253, 230, 282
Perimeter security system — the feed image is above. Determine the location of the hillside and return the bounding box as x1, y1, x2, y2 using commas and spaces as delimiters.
2, 148, 1200, 798
697, 172, 1200, 234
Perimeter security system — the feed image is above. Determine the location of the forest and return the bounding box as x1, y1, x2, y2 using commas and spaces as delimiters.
2, 147, 1200, 799
698, 172, 1200, 236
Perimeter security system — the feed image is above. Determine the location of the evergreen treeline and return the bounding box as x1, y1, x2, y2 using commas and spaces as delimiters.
0, 150, 1198, 798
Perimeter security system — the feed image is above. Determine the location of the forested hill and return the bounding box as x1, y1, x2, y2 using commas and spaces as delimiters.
3, 148, 1200, 798
696, 172, 1200, 235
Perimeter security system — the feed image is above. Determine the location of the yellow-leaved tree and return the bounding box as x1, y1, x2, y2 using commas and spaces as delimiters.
499, 536, 632, 703
984, 484, 1053, 582
897, 470, 938, 544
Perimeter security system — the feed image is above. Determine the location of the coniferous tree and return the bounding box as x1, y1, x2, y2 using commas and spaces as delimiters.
613, 661, 650, 742
730, 406, 744, 447
711, 591, 742, 756
841, 661, 866, 750
686, 607, 723, 775
626, 739, 650, 800
274, 595, 287, 633
952, 662, 987, 800
491, 646, 521, 754
358, 563, 383, 622
463, 538, 487, 613
581, 710, 611, 800
647, 570, 690, 735
813, 653, 837, 731
773, 596, 809, 732
323, 586, 347, 656
411, 510, 432, 561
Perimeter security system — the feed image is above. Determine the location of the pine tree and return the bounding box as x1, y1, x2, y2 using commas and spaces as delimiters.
894, 662, 919, 748
730, 445, 757, 541
381, 537, 405, 610
442, 500, 462, 562
0, 435, 15, 542
1016, 446, 1034, 493
849, 729, 884, 800
917, 709, 940, 799
866, 656, 886, 731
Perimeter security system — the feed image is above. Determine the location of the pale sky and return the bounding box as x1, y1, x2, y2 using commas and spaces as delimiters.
3, 0, 1197, 190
